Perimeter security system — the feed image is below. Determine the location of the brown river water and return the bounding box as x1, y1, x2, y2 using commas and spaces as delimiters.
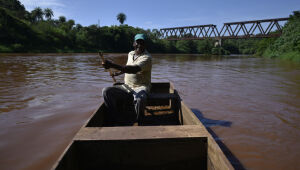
0, 53, 300, 170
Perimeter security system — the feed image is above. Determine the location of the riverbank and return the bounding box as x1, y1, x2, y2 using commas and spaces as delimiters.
0, 0, 300, 61
258, 11, 300, 62
0, 52, 255, 60
1, 1, 299, 61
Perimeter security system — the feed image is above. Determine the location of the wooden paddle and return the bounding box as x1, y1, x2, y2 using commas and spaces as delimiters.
98, 52, 116, 83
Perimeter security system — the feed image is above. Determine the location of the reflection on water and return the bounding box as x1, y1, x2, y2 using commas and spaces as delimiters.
0, 54, 300, 170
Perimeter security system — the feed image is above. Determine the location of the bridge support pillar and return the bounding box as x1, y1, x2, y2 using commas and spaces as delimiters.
214, 39, 222, 47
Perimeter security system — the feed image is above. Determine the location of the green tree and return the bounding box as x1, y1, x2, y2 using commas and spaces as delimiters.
67, 19, 75, 27
0, 0, 26, 18
261, 11, 300, 61
31, 7, 44, 22
44, 8, 53, 20
61, 19, 75, 31
117, 13, 126, 25
196, 40, 213, 54
0, 0, 24, 10
58, 16, 66, 23
176, 40, 197, 53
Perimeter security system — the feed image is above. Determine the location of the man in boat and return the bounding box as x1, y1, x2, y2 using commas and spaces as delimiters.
101, 34, 152, 125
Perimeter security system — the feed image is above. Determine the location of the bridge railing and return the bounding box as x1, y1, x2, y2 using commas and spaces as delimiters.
159, 17, 289, 40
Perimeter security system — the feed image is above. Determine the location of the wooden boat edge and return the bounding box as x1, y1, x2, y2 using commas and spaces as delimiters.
51, 82, 234, 170
181, 101, 234, 170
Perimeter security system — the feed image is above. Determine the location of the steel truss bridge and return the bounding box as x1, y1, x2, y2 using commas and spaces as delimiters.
159, 18, 289, 40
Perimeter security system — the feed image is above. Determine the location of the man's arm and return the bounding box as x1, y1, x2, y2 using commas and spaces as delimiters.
102, 60, 141, 74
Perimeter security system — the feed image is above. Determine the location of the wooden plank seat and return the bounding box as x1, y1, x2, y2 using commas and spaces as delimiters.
140, 90, 182, 125
55, 126, 208, 170
112, 83, 182, 125
147, 92, 179, 100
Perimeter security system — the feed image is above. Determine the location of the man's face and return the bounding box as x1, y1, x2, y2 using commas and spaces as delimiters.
133, 39, 145, 54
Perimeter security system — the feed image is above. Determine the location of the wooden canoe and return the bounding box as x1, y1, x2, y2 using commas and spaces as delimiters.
52, 82, 234, 170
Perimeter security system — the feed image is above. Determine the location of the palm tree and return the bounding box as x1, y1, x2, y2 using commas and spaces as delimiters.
117, 13, 126, 25
31, 7, 44, 22
44, 8, 54, 20
58, 16, 66, 23
67, 19, 75, 30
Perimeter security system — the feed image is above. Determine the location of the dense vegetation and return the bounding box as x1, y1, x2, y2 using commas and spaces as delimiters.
257, 11, 300, 61
0, 0, 299, 61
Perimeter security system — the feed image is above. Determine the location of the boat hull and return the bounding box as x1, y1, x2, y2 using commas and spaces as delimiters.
52, 82, 234, 170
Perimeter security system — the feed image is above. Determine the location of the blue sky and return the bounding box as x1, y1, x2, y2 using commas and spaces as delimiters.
19, 0, 299, 29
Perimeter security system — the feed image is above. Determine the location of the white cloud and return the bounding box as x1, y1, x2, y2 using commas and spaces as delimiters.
19, 0, 67, 18
19, 0, 65, 9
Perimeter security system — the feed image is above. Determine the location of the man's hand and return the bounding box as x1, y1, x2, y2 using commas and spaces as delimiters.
102, 60, 113, 69
112, 71, 124, 76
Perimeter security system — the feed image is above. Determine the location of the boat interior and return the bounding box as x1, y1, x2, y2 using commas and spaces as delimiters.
87, 82, 182, 127
53, 83, 233, 170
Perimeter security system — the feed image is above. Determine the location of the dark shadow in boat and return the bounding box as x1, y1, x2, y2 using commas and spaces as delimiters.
191, 109, 232, 127
191, 108, 246, 170
142, 107, 180, 125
